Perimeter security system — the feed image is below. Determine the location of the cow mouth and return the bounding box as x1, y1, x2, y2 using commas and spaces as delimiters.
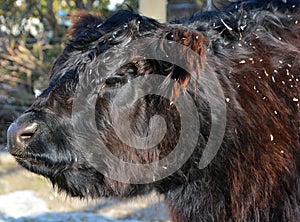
14, 154, 64, 177
15, 156, 46, 167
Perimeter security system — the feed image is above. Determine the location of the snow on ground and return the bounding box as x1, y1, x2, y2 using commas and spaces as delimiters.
0, 191, 143, 222
1, 212, 142, 222
0, 191, 49, 218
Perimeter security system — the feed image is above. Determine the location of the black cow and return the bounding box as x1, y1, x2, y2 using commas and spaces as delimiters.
7, 0, 300, 221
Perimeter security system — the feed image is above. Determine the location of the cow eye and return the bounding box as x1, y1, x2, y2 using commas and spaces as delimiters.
105, 76, 128, 88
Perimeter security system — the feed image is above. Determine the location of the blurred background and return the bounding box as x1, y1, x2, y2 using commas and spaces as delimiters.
0, 0, 235, 221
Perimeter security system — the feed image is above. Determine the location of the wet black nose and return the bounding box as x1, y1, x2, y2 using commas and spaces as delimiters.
7, 122, 38, 155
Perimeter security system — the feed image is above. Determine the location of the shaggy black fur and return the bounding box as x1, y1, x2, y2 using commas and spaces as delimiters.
7, 0, 300, 221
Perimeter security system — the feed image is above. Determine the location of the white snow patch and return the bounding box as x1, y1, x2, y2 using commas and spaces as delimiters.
0, 191, 48, 218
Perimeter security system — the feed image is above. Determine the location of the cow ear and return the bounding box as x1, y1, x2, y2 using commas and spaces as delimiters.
164, 27, 207, 98
68, 10, 103, 39
170, 28, 207, 63
168, 66, 191, 104
172, 66, 191, 90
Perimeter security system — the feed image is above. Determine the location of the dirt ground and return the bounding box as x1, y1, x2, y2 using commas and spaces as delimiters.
0, 149, 170, 222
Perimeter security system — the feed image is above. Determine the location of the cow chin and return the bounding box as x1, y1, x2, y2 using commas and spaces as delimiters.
49, 167, 152, 198
48, 166, 107, 198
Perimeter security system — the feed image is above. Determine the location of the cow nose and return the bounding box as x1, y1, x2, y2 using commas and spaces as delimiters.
7, 122, 38, 155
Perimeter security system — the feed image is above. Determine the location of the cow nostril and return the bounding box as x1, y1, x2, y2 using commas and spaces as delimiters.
7, 122, 38, 155
20, 132, 36, 142
16, 122, 38, 144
